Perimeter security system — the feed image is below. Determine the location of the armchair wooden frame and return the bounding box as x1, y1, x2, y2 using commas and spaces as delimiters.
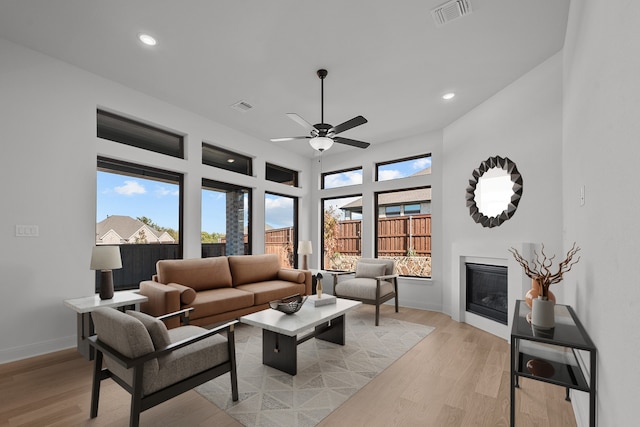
333, 271, 399, 326
88, 308, 238, 427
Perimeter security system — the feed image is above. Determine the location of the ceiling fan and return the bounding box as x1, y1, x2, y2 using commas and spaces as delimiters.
271, 69, 370, 152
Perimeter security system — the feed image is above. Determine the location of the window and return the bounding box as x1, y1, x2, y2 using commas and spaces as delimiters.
202, 180, 251, 257
265, 192, 297, 268
322, 167, 363, 189
375, 187, 431, 278
202, 143, 252, 176
376, 154, 431, 182
385, 205, 401, 217
322, 195, 362, 270
96, 157, 183, 291
404, 204, 421, 215
266, 163, 298, 187
97, 110, 184, 158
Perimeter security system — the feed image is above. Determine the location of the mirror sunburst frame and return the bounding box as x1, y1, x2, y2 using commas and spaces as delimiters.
465, 156, 523, 228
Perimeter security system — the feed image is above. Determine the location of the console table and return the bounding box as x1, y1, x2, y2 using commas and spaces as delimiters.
64, 290, 148, 360
510, 300, 596, 426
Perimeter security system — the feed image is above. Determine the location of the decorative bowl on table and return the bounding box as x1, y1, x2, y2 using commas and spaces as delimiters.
269, 293, 308, 314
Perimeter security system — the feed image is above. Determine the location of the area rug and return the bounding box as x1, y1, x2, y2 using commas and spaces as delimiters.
196, 310, 434, 427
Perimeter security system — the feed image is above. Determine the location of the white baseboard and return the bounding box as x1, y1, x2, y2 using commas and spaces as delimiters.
0, 335, 76, 364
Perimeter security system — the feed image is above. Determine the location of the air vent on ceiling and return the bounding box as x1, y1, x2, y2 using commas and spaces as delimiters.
230, 100, 253, 112
432, 0, 473, 27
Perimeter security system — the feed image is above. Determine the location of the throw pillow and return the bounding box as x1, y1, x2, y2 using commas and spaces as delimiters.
277, 269, 305, 284
167, 282, 197, 305
127, 310, 171, 350
355, 262, 386, 279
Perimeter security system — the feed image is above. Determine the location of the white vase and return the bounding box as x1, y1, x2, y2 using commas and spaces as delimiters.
531, 297, 555, 329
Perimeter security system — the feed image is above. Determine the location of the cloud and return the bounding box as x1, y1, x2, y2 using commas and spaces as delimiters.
378, 169, 404, 181
324, 170, 362, 188
265, 196, 294, 228
412, 157, 432, 170
155, 186, 179, 197
114, 180, 146, 196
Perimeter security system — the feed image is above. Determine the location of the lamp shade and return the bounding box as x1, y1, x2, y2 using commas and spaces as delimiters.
309, 136, 334, 152
90, 246, 122, 270
298, 241, 313, 255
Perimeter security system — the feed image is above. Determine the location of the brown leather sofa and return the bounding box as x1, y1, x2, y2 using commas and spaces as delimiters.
139, 254, 312, 328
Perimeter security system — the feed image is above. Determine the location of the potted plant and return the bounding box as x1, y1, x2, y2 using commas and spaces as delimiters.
509, 243, 581, 328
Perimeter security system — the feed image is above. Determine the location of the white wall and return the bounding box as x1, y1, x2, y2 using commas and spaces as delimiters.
0, 38, 312, 363
562, 1, 640, 425
310, 131, 444, 312
442, 52, 565, 318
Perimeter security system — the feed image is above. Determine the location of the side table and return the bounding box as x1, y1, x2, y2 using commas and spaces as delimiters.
64, 290, 148, 360
510, 299, 596, 426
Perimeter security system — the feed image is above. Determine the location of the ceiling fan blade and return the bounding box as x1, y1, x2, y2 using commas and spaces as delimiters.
286, 113, 317, 133
270, 136, 309, 142
331, 115, 368, 135
334, 136, 370, 149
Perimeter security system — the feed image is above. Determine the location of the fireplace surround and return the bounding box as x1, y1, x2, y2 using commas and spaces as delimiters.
452, 242, 534, 339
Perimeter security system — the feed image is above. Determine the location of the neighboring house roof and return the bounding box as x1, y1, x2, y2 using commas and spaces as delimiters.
96, 215, 175, 243
341, 167, 432, 212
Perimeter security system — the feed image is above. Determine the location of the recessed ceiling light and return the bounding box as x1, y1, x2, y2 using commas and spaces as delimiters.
227, 158, 235, 163
442, 92, 456, 100
138, 33, 157, 46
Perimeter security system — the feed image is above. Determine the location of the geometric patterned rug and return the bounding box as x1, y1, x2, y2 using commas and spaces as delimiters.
196, 310, 434, 427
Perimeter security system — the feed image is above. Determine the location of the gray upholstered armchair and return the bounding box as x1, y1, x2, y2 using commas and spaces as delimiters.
333, 258, 399, 326
89, 307, 238, 427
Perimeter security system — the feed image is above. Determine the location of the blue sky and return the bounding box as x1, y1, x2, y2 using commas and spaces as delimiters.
98, 172, 294, 233
97, 155, 430, 234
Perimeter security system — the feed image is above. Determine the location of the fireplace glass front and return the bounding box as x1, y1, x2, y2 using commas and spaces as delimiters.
466, 263, 508, 325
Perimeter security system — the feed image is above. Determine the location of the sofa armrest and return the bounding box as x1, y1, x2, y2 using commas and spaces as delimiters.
303, 270, 312, 296
139, 281, 181, 329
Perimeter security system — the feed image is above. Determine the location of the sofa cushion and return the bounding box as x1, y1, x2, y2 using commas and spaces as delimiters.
127, 310, 171, 350
167, 283, 197, 305
355, 262, 386, 279
228, 254, 280, 287
187, 288, 254, 320
156, 257, 232, 291
277, 269, 305, 284
236, 280, 307, 305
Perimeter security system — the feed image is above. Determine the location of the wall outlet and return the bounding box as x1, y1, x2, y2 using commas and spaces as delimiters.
15, 225, 39, 237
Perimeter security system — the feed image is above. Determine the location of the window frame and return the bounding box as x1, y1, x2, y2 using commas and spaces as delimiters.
321, 166, 364, 190
201, 178, 252, 257
264, 191, 299, 268
266, 162, 299, 187
202, 142, 253, 176
96, 157, 184, 291
374, 186, 432, 278
375, 153, 432, 182
97, 109, 184, 158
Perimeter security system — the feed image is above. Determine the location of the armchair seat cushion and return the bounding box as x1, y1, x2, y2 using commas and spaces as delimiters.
146, 326, 229, 395
334, 278, 395, 300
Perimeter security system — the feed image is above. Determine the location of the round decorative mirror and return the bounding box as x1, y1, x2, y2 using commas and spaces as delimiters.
466, 156, 523, 228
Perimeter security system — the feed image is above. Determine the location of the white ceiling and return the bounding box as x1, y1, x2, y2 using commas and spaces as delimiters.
0, 0, 570, 157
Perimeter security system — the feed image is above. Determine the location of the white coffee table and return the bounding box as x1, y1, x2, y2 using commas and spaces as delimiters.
240, 297, 361, 375
64, 290, 148, 359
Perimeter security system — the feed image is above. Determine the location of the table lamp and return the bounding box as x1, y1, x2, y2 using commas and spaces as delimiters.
298, 241, 312, 270
90, 245, 122, 300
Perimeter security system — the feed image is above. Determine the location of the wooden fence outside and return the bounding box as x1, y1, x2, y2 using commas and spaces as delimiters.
335, 214, 431, 257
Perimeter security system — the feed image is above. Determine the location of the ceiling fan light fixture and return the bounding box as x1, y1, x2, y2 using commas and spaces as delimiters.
309, 136, 334, 152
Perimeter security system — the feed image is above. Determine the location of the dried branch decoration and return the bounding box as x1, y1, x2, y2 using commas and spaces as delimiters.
509, 243, 581, 299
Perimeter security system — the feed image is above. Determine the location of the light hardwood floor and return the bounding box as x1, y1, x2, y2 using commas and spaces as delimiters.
0, 305, 577, 426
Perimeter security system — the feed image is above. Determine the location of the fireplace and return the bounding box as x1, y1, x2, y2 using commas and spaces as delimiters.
466, 263, 508, 325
